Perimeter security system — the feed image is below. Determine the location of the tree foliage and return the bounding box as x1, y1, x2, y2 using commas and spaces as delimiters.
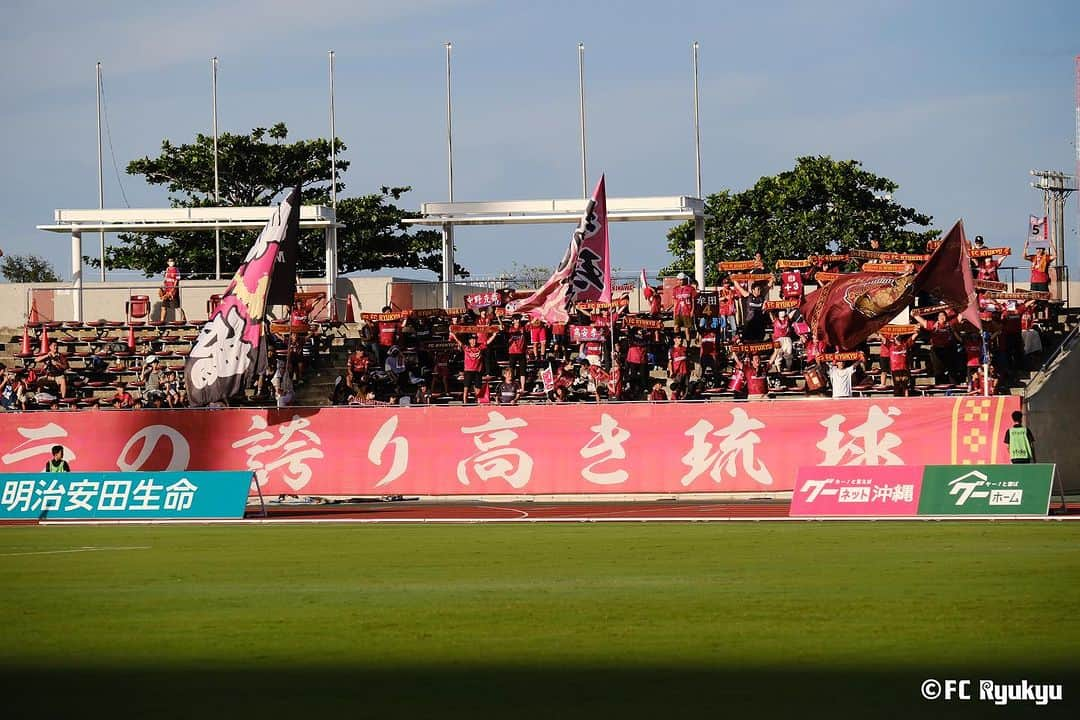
665, 156, 936, 285
1, 254, 60, 283
94, 123, 462, 278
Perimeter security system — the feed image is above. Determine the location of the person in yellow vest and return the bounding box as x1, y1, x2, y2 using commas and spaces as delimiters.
44, 445, 70, 472
1003, 411, 1035, 464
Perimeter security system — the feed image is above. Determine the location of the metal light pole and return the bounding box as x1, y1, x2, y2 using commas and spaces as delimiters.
212, 56, 221, 280
578, 42, 588, 198
96, 62, 105, 282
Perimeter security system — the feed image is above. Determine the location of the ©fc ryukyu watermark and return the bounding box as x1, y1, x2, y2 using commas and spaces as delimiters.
921, 678, 1063, 706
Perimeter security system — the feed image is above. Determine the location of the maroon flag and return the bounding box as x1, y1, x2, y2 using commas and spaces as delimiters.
801, 219, 978, 349
507, 175, 610, 322
915, 220, 981, 331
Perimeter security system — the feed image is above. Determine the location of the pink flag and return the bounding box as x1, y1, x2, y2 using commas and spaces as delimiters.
507, 175, 610, 323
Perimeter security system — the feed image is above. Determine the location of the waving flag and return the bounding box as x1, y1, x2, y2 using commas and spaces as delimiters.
507, 175, 610, 322
801, 219, 978, 349
640, 268, 654, 302
185, 187, 301, 406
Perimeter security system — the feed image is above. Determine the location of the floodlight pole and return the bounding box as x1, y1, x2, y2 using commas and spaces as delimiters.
212, 56, 221, 280
578, 42, 588, 198
96, 62, 105, 282
442, 41, 456, 309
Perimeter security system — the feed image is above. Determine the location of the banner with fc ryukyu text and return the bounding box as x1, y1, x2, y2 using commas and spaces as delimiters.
791, 463, 1054, 517
0, 397, 1018, 497
0, 471, 252, 520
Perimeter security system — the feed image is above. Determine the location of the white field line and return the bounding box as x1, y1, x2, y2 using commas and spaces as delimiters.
35, 516, 1080, 526
485, 505, 531, 519
0, 545, 151, 557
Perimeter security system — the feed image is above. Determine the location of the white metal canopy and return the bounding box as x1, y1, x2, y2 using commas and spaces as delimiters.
38, 205, 342, 322
403, 195, 707, 307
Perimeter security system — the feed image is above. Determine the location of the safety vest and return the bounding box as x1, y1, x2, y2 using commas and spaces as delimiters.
45, 460, 67, 473
1008, 427, 1033, 461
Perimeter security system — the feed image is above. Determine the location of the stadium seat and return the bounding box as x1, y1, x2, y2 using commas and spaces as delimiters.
126, 295, 151, 325
207, 294, 223, 316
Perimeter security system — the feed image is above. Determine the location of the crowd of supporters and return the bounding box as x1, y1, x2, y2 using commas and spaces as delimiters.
327, 235, 1057, 406
0, 235, 1060, 411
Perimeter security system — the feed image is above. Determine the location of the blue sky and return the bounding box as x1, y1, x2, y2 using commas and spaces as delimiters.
1, 0, 1077, 282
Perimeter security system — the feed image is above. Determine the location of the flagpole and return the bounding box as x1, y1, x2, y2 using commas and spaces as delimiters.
96, 62, 105, 282
212, 56, 221, 280
442, 41, 456, 309
692, 41, 702, 200
328, 50, 339, 318
578, 42, 587, 198
691, 41, 705, 290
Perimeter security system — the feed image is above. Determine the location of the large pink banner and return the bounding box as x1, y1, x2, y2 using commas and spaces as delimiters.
0, 396, 1018, 496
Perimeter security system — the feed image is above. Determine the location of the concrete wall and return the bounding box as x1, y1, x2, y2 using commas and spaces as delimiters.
1024, 328, 1080, 494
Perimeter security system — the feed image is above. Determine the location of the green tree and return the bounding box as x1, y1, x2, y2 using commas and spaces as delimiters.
665, 156, 936, 285
1, 254, 60, 283
94, 123, 462, 278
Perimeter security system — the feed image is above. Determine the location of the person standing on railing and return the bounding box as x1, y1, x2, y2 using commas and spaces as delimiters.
159, 258, 187, 322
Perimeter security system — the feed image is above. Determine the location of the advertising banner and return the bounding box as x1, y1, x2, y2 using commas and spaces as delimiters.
0, 396, 1018, 497
791, 466, 923, 516
917, 464, 1054, 516
791, 463, 1054, 517
0, 471, 252, 520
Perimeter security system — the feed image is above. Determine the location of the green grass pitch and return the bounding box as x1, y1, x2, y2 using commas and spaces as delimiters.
1, 522, 1077, 718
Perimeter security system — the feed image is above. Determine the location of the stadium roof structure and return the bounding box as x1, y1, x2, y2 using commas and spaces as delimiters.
403, 195, 707, 307
38, 205, 342, 322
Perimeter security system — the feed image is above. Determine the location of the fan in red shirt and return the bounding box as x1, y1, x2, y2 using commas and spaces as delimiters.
699, 328, 718, 372
506, 319, 528, 390
976, 257, 1001, 282
670, 274, 698, 341
668, 336, 689, 384
887, 333, 916, 396
346, 348, 370, 391
625, 331, 649, 397
916, 312, 959, 384
528, 318, 548, 360
961, 330, 983, 383
717, 279, 738, 341
452, 333, 485, 404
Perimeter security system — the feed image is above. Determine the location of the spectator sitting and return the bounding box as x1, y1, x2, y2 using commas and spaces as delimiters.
648, 380, 668, 402
111, 382, 135, 408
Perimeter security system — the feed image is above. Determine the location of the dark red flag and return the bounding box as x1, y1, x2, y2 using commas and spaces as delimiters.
800, 219, 978, 349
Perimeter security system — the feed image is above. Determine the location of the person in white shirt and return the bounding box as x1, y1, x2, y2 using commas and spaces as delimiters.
271, 358, 294, 407
829, 360, 856, 398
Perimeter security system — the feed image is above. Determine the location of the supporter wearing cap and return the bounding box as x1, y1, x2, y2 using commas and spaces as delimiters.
142, 356, 165, 401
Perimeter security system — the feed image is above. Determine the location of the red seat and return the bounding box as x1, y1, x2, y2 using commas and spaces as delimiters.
126, 295, 151, 325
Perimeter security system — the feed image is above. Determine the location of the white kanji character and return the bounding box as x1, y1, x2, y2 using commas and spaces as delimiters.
64, 479, 99, 512
890, 484, 914, 503
117, 425, 190, 472
369, 416, 409, 488
1, 423, 77, 467
232, 415, 325, 491
457, 411, 533, 489
579, 413, 631, 485
38, 479, 66, 512
817, 406, 904, 466
98, 480, 132, 511
130, 478, 164, 511
163, 478, 198, 511
680, 407, 774, 487
1, 479, 35, 512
